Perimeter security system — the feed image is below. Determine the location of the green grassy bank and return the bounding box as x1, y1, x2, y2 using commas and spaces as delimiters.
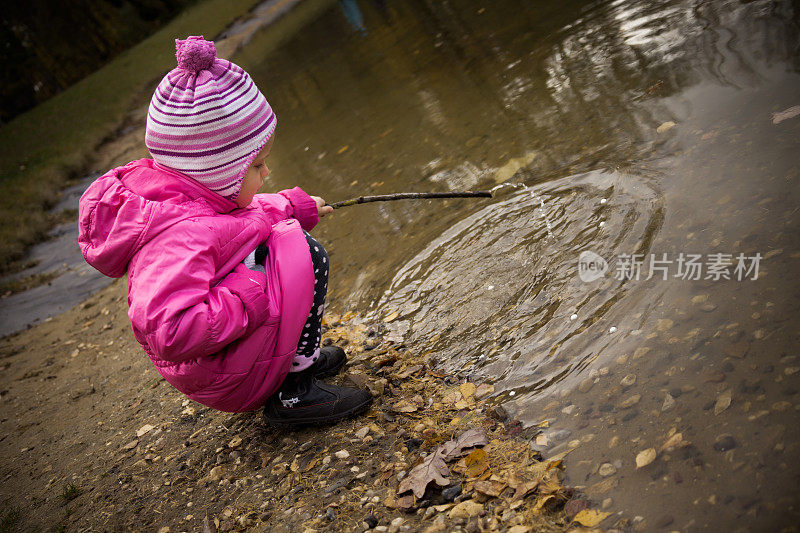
0, 0, 264, 274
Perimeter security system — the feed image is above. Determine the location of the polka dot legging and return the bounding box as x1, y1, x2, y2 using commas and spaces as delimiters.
290, 231, 329, 372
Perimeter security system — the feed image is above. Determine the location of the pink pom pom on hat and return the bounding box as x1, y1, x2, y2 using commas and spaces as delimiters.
145, 36, 276, 201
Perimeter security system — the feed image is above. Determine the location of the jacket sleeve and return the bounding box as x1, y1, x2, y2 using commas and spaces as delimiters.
252, 186, 319, 231
130, 228, 270, 363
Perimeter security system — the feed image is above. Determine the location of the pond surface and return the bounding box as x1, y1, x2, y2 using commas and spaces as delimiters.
245, 0, 800, 529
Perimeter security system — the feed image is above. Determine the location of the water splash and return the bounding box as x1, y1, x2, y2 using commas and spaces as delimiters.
490, 182, 556, 240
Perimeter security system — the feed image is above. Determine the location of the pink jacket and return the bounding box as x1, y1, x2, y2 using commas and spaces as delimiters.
79, 159, 318, 412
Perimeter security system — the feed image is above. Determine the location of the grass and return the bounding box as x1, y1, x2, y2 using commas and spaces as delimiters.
0, 0, 265, 274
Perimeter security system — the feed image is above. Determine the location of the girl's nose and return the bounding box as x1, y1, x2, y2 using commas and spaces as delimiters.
261, 165, 270, 178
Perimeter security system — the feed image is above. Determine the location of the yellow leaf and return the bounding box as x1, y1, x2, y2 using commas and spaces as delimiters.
383, 311, 399, 322
465, 449, 489, 478
337, 145, 349, 154
460, 382, 477, 399
545, 459, 563, 471
572, 509, 611, 527
532, 494, 556, 513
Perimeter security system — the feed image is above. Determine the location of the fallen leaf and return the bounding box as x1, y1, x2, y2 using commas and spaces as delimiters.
465, 449, 489, 478
396, 494, 415, 511
660, 432, 689, 453
440, 428, 489, 460
397, 453, 450, 498
772, 105, 800, 124
397, 429, 488, 498
475, 481, 503, 498
573, 509, 611, 527
448, 500, 484, 519
512, 480, 539, 501
337, 145, 349, 154
459, 382, 477, 399
383, 311, 399, 322
546, 459, 564, 471
392, 400, 418, 413
532, 494, 558, 513
636, 448, 657, 468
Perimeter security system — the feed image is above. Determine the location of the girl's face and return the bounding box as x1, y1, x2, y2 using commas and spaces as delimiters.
235, 136, 274, 208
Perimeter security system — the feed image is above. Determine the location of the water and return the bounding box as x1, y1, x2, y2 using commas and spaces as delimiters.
242, 0, 800, 529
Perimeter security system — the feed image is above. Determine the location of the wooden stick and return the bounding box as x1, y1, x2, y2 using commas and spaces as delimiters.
330, 190, 492, 209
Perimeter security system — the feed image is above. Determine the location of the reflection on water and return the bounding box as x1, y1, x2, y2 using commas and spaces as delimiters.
240, 0, 800, 529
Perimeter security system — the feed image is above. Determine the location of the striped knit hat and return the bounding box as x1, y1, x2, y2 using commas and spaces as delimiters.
145, 36, 276, 200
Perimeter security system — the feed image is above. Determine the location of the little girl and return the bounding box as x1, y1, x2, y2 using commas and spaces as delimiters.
78, 36, 372, 427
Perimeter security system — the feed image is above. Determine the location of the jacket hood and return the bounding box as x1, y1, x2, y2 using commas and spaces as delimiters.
78, 159, 235, 278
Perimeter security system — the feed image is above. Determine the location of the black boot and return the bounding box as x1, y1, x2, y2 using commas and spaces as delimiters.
309, 345, 347, 378
263, 369, 372, 428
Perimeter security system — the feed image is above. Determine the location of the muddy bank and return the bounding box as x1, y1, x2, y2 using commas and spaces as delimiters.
0, 281, 589, 532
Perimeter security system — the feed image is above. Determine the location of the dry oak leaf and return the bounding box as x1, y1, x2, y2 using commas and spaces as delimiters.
392, 399, 418, 413
440, 428, 489, 460
397, 428, 488, 498
397, 450, 450, 498
572, 509, 612, 527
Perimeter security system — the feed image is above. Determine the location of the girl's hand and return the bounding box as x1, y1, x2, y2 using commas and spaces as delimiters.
311, 195, 334, 217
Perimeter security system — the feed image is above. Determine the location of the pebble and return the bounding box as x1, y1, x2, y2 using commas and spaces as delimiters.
564, 499, 590, 519
486, 406, 508, 421
725, 340, 750, 359
635, 448, 657, 468
621, 374, 637, 387
655, 515, 674, 528
609, 326, 617, 333
389, 517, 404, 533
442, 484, 462, 502
598, 463, 617, 476
578, 377, 594, 393
334, 450, 350, 460
602, 498, 613, 509
619, 394, 641, 409
662, 393, 676, 412
600, 198, 607, 204
355, 426, 370, 439
364, 515, 378, 528
713, 434, 737, 452
325, 508, 336, 521
561, 405, 576, 415
570, 314, 578, 321
714, 390, 732, 415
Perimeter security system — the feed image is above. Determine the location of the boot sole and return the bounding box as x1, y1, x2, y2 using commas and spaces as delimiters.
263, 396, 372, 428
